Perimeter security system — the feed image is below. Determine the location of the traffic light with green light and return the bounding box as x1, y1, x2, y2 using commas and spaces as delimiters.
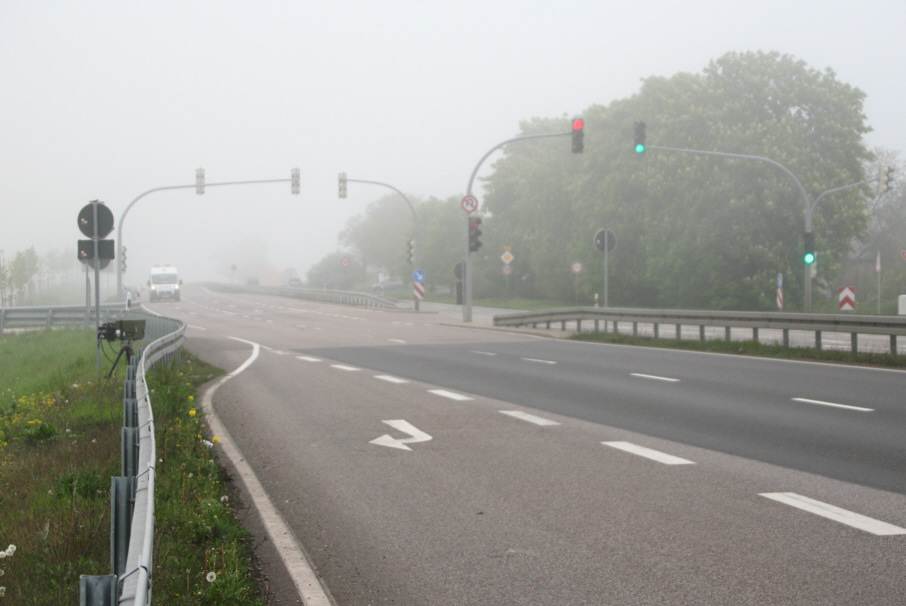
803, 232, 816, 264
634, 121, 646, 153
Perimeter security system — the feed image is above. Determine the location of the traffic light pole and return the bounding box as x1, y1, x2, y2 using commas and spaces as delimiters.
463, 130, 573, 322
342, 178, 420, 310
116, 176, 296, 301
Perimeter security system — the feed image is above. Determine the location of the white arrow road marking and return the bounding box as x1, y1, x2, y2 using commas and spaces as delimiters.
370, 420, 433, 451
602, 441, 695, 465
760, 493, 906, 535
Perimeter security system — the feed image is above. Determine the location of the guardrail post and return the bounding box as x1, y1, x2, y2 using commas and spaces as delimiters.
124, 397, 138, 428
675, 324, 681, 339
122, 427, 139, 477
79, 574, 118, 606
654, 323, 659, 339
111, 476, 135, 576
851, 333, 858, 354
633, 322, 638, 337
783, 329, 790, 348
891, 335, 898, 355
815, 331, 823, 351
577, 319, 582, 332
724, 326, 731, 341
753, 327, 759, 342
699, 325, 705, 341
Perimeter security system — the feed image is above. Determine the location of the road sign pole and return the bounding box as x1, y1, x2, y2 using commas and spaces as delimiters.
604, 242, 609, 308
91, 202, 101, 370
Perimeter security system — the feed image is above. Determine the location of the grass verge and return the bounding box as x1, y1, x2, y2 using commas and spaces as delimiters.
568, 330, 906, 368
0, 329, 266, 604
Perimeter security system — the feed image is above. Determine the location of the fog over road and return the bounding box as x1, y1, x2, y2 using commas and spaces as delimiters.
149, 286, 906, 605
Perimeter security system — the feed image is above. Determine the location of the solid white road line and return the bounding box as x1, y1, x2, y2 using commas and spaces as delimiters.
760, 492, 906, 535
202, 338, 334, 605
296, 356, 321, 363
630, 373, 680, 383
602, 441, 695, 465
521, 357, 557, 365
499, 410, 561, 426
428, 389, 474, 401
330, 364, 360, 372
791, 397, 874, 412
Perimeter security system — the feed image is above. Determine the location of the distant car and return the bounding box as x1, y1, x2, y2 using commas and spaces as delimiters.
246, 277, 259, 286
286, 278, 303, 287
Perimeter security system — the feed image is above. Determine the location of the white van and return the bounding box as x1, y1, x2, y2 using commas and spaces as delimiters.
148, 265, 181, 302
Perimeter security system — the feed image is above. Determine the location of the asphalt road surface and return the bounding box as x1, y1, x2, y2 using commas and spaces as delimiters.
147, 285, 906, 605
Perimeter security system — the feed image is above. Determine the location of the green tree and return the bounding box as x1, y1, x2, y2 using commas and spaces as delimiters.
339, 193, 416, 281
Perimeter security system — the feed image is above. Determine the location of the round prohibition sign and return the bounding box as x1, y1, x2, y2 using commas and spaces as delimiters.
571, 261, 583, 274
461, 194, 479, 214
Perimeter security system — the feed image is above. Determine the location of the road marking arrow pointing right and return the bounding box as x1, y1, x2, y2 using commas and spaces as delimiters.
369, 419, 432, 451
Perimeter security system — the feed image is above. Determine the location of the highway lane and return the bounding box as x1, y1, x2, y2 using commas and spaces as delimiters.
303, 338, 906, 494
146, 287, 906, 605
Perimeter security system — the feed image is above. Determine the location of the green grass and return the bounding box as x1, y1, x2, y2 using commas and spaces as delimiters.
568, 330, 906, 368
0, 329, 265, 604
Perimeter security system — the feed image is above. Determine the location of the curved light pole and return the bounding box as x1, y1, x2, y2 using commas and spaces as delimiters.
116, 175, 297, 300
462, 130, 574, 321
342, 178, 420, 309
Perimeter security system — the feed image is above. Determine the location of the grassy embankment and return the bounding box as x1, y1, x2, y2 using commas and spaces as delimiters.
0, 329, 266, 604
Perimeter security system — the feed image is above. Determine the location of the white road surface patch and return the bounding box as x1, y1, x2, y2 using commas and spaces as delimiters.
602, 441, 695, 465
499, 410, 561, 426
760, 492, 906, 535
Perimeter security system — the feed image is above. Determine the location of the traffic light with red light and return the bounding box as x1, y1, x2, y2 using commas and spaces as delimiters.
571, 118, 584, 153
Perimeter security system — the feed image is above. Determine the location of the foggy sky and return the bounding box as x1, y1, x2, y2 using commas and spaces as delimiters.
2, 1, 904, 286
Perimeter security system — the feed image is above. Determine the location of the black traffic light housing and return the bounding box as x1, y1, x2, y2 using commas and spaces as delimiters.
803, 231, 816, 264
571, 118, 584, 153
634, 121, 646, 153
469, 217, 483, 252
338, 172, 347, 198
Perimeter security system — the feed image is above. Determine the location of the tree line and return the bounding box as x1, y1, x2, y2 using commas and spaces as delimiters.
314, 51, 903, 313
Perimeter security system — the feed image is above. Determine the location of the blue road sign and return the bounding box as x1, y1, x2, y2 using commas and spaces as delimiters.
413, 269, 425, 283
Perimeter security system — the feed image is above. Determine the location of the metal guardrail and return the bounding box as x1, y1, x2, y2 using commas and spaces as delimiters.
203, 282, 401, 309
0, 303, 123, 332
494, 307, 906, 355
68, 308, 185, 605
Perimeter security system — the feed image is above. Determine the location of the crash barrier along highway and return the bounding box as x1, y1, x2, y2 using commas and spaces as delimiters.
74, 309, 185, 606
205, 281, 400, 309
493, 307, 906, 355
0, 303, 122, 332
